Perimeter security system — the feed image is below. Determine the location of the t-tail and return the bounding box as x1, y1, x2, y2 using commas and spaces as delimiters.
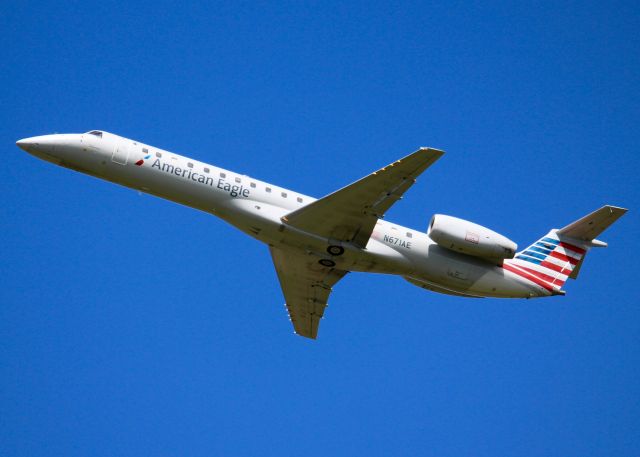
504, 205, 627, 295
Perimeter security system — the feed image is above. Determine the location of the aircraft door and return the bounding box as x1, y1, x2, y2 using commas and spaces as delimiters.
112, 141, 130, 165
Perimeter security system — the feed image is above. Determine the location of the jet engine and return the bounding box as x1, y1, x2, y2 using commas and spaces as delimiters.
427, 214, 517, 260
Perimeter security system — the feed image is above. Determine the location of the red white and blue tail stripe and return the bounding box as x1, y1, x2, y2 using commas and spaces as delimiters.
502, 206, 626, 294
503, 231, 587, 293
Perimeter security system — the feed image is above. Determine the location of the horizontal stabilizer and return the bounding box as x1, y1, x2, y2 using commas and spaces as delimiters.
557, 205, 627, 241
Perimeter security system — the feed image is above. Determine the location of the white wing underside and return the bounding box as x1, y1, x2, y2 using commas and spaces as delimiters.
269, 247, 348, 339
282, 147, 444, 247
271, 147, 444, 339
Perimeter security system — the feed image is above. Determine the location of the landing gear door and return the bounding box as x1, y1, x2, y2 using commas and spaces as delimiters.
112, 141, 130, 165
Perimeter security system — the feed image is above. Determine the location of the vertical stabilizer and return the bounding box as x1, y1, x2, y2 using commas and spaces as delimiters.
504, 205, 627, 291
506, 233, 587, 289
556, 205, 627, 241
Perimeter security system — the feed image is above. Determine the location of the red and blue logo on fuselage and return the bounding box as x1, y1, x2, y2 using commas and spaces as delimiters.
135, 154, 151, 166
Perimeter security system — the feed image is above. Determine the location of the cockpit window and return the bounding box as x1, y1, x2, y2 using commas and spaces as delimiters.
88, 131, 103, 138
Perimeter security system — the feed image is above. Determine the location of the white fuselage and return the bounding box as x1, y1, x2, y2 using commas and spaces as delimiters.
18, 131, 551, 299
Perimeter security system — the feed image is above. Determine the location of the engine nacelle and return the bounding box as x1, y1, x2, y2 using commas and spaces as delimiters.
427, 214, 517, 260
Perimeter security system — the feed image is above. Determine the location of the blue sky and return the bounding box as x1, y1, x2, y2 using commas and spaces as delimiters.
1, 1, 639, 455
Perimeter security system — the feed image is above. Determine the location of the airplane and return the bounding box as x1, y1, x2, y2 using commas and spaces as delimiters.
16, 131, 627, 339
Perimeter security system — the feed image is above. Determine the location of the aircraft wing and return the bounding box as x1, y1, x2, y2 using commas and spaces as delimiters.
269, 246, 348, 339
282, 147, 444, 247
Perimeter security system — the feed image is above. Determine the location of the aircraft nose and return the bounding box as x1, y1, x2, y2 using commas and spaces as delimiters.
16, 135, 60, 156
16, 138, 34, 152
16, 133, 84, 163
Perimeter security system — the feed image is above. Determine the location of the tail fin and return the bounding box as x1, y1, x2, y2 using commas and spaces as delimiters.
556, 205, 627, 242
505, 205, 627, 292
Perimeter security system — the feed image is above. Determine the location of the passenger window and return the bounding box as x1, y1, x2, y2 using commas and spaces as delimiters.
250, 182, 256, 188
235, 177, 241, 183
156, 152, 162, 158
204, 168, 210, 173
297, 197, 303, 203
281, 192, 287, 198
187, 162, 193, 168
266, 187, 272, 193
220, 172, 226, 178
142, 148, 148, 153
407, 232, 413, 238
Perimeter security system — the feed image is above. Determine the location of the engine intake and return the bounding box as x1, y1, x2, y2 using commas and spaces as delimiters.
428, 214, 517, 260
